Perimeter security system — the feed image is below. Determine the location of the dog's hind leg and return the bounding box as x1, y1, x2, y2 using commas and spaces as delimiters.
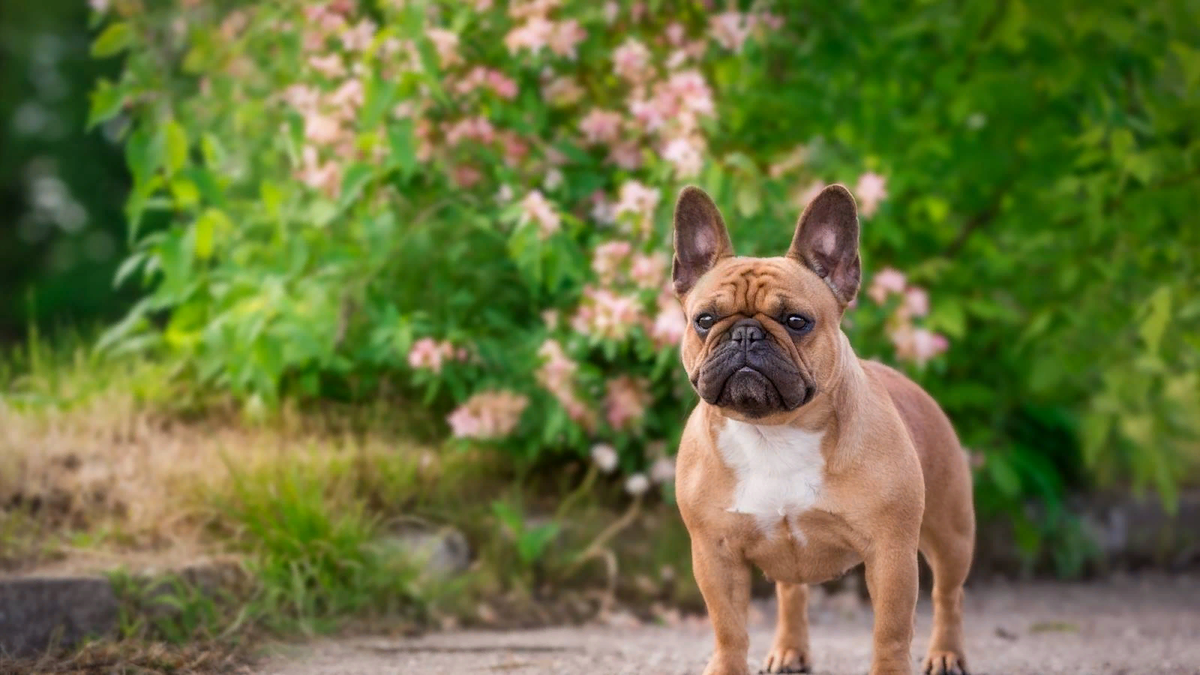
919, 505, 974, 675
762, 582, 811, 673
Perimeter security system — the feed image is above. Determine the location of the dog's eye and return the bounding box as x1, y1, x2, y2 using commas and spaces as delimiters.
695, 313, 716, 331
786, 315, 812, 333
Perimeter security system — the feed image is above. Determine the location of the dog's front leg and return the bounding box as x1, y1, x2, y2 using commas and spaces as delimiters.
864, 544, 920, 675
693, 538, 752, 675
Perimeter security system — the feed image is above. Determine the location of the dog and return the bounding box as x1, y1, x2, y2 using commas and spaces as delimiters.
671, 185, 975, 675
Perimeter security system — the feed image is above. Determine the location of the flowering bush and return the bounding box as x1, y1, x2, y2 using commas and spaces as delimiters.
89, 0, 949, 483
91, 1, 1200, 520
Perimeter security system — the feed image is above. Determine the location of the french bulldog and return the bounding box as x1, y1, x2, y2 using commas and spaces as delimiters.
671, 185, 975, 675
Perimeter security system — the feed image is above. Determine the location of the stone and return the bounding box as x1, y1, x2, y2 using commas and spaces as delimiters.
0, 575, 118, 656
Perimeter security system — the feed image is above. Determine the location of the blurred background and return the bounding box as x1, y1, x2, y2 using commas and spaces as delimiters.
2, 0, 1199, 654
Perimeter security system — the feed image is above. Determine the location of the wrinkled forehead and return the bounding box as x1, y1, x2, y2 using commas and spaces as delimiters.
685, 257, 833, 315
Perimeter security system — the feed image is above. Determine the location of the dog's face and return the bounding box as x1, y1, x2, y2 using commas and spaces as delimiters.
672, 185, 862, 423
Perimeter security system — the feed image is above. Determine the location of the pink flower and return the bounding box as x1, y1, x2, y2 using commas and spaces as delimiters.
571, 286, 642, 341
499, 131, 530, 167
796, 180, 826, 208
614, 180, 661, 237
537, 340, 595, 429
662, 136, 704, 178
505, 16, 554, 54
508, 0, 560, 19
543, 168, 564, 191
519, 190, 561, 239
650, 456, 675, 484
426, 28, 461, 68
486, 70, 518, 99
629, 95, 670, 133
446, 390, 529, 440
444, 116, 495, 146
548, 19, 587, 59
543, 76, 584, 106
891, 327, 949, 366
303, 112, 343, 145
750, 12, 785, 31
710, 11, 751, 52
580, 109, 624, 145
625, 473, 651, 495
592, 240, 633, 283
649, 294, 687, 348
666, 22, 687, 46
330, 78, 364, 109
855, 171, 888, 218
603, 1, 620, 24
89, 0, 109, 13
630, 252, 668, 290
867, 267, 907, 305
605, 376, 651, 430
607, 142, 643, 170
451, 165, 483, 188
590, 191, 617, 225
408, 337, 457, 373
341, 19, 377, 52
613, 38, 653, 83
666, 70, 716, 118
308, 54, 345, 78
296, 146, 341, 196
591, 443, 619, 473
902, 287, 930, 318
283, 85, 321, 113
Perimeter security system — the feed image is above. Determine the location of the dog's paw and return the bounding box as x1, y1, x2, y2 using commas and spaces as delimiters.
761, 645, 810, 673
922, 650, 968, 675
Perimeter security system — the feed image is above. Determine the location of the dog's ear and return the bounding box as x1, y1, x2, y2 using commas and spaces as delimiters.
673, 186, 735, 297
788, 184, 861, 306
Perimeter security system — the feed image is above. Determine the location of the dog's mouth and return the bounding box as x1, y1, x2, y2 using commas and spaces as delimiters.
703, 364, 813, 418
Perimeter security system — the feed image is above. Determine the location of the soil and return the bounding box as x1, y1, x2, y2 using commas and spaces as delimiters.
255, 573, 1200, 675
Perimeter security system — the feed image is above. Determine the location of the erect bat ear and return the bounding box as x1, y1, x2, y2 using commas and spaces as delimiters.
788, 184, 861, 306
672, 186, 734, 297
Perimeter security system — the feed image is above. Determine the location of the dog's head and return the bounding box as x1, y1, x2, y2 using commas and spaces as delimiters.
672, 185, 861, 423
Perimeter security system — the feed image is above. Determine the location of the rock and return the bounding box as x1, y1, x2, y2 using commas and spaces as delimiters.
0, 575, 118, 656
371, 526, 472, 578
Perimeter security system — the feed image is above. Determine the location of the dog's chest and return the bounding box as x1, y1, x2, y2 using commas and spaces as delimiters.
717, 419, 826, 533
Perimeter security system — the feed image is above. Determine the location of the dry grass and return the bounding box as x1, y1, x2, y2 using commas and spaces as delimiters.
0, 368, 457, 574
0, 637, 254, 674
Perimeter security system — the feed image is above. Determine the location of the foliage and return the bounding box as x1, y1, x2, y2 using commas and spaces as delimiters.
217, 460, 424, 634
0, 0, 131, 336
91, 0, 1199, 548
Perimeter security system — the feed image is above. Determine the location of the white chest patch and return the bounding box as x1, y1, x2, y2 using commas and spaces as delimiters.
717, 419, 826, 537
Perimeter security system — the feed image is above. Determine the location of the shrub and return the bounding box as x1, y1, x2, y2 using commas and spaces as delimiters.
92, 0, 1199, 527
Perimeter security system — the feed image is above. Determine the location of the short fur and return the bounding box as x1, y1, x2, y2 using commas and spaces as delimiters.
672, 186, 975, 675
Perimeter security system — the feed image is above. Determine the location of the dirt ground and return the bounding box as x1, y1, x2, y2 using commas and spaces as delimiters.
257, 573, 1200, 675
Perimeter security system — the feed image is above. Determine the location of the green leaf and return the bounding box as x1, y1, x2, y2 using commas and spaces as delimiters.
735, 183, 761, 217
338, 163, 374, 211
92, 22, 133, 58
1138, 286, 1171, 354
387, 119, 416, 178
986, 455, 1022, 498
87, 79, 125, 129
261, 181, 284, 220
169, 177, 200, 209
165, 120, 188, 174
112, 252, 147, 288
192, 209, 232, 261
125, 125, 165, 188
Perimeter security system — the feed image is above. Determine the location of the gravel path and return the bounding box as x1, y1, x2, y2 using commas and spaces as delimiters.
258, 574, 1200, 675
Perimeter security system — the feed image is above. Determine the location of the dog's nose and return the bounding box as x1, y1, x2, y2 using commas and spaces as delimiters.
730, 318, 766, 345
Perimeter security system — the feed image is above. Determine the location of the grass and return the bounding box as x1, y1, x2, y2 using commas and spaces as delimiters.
0, 330, 702, 670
